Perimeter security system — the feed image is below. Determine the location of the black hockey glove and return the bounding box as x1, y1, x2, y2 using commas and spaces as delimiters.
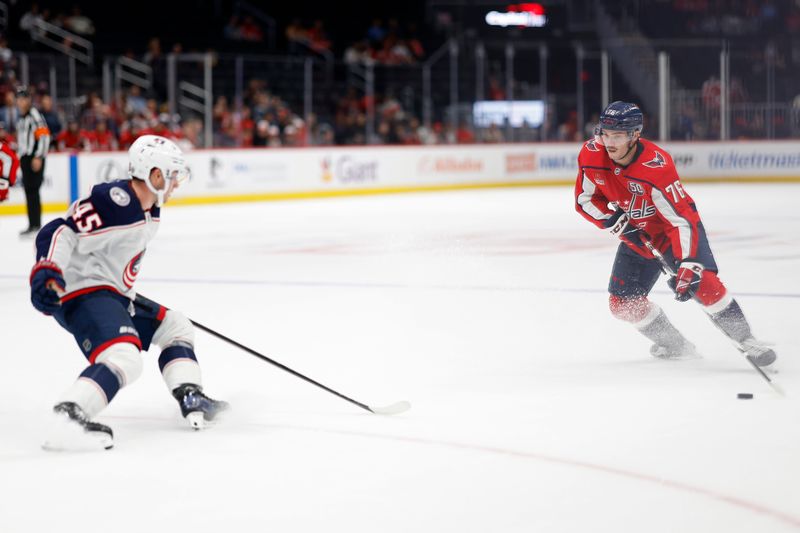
30, 260, 66, 315
667, 261, 704, 302
604, 209, 649, 250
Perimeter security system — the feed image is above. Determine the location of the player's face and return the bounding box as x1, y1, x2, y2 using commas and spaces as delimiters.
150, 168, 180, 203
601, 129, 637, 161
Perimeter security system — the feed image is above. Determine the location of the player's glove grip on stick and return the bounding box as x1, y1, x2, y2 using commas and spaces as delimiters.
30, 260, 66, 315
604, 209, 649, 251
668, 261, 704, 302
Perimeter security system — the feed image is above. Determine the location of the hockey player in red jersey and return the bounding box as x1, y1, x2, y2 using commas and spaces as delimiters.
0, 132, 19, 202
574, 101, 776, 366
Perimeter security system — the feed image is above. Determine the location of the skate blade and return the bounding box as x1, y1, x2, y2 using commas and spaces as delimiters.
42, 413, 113, 452
186, 411, 206, 430
185, 406, 230, 431
653, 351, 702, 361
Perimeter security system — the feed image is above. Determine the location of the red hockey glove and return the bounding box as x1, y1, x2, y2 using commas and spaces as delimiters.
0, 177, 9, 202
668, 261, 704, 302
604, 209, 649, 251
30, 260, 66, 315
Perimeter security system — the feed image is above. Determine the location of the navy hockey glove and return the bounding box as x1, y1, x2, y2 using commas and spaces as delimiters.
605, 209, 648, 250
667, 261, 704, 302
30, 260, 65, 315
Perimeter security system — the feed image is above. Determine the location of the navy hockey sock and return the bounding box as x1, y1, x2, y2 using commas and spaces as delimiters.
707, 299, 751, 343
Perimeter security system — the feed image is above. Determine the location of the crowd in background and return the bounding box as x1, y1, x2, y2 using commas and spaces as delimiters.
1, 1, 797, 152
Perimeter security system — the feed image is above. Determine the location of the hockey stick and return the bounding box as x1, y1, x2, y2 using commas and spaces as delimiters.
642, 240, 785, 396
189, 319, 411, 415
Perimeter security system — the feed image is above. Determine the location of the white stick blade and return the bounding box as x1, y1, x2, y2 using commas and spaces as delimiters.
370, 401, 411, 415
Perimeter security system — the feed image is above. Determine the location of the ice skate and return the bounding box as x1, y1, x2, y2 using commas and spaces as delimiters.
650, 340, 699, 360
738, 338, 777, 367
172, 384, 229, 430
42, 402, 114, 451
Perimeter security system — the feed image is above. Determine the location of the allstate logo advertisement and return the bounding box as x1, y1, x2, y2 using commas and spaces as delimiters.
416, 156, 485, 175
321, 155, 379, 184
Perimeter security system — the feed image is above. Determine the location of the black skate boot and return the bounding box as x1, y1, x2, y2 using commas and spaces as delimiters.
739, 337, 777, 367
43, 402, 114, 451
172, 384, 229, 430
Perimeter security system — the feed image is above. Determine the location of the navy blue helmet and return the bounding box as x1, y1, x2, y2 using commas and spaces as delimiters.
597, 101, 643, 134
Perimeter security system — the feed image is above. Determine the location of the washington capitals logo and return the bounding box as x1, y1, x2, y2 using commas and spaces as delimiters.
123, 251, 145, 289
626, 181, 656, 219
585, 140, 600, 152
643, 151, 667, 168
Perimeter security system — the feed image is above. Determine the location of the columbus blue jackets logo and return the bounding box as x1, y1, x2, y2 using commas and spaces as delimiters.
123, 251, 145, 288
643, 151, 667, 168
110, 186, 131, 206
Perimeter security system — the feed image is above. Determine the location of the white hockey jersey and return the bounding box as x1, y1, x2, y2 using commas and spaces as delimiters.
35, 180, 160, 301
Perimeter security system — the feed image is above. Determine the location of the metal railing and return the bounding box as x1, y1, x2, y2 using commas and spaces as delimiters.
28, 18, 94, 65
10, 43, 799, 148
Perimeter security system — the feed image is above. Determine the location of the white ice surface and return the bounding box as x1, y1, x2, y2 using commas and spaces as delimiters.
1, 184, 799, 532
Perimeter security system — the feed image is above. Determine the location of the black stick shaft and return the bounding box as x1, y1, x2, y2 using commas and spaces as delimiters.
190, 319, 373, 413
643, 240, 779, 390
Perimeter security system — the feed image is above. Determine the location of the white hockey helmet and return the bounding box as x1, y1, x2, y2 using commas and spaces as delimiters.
128, 135, 189, 207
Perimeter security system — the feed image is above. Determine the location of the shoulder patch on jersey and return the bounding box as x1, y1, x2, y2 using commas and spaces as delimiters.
643, 151, 667, 168
585, 140, 600, 152
109, 186, 131, 207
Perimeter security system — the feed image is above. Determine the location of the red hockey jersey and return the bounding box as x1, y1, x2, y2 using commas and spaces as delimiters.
0, 141, 19, 201
574, 138, 702, 261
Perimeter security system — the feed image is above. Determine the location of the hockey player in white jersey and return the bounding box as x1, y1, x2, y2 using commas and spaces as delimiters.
30, 135, 228, 451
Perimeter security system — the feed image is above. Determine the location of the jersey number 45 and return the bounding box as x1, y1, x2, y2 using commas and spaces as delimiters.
72, 202, 103, 232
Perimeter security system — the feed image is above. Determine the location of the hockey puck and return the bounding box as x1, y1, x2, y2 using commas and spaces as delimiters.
737, 393, 754, 400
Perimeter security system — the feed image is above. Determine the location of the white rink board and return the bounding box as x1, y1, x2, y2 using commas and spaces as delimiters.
3, 141, 799, 213
1, 155, 71, 209
72, 141, 800, 201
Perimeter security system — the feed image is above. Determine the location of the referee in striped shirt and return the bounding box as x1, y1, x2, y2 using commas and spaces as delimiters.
15, 86, 51, 237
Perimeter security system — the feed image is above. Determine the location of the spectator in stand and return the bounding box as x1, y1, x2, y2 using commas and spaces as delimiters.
252, 120, 269, 147
236, 105, 255, 147
405, 23, 425, 61
117, 117, 143, 150
557, 110, 579, 141
80, 93, 106, 131
39, 94, 63, 138
344, 40, 374, 66
482, 123, 505, 143
366, 19, 386, 45
307, 20, 332, 53
0, 119, 12, 143
314, 123, 335, 146
0, 36, 13, 67
141, 113, 176, 140
456, 121, 475, 144
286, 19, 310, 55
239, 16, 264, 43
488, 76, 506, 100
1, 90, 20, 133
125, 85, 148, 116
56, 118, 88, 151
176, 117, 202, 151
224, 16, 243, 41
64, 6, 95, 36
701, 75, 721, 110
266, 124, 282, 147
86, 119, 118, 151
